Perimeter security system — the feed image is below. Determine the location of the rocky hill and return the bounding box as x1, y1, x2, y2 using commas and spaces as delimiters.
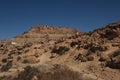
14, 25, 80, 43
0, 22, 120, 80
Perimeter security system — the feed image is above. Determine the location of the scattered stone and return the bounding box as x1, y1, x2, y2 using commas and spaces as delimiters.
87, 55, 95, 61
23, 56, 39, 64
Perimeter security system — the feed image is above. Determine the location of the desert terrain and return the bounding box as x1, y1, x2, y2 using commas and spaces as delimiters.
0, 22, 120, 80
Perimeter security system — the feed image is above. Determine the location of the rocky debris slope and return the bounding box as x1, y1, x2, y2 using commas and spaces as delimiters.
0, 22, 120, 80
90, 22, 120, 40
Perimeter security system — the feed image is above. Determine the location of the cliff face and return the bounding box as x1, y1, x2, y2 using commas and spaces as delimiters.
0, 22, 120, 80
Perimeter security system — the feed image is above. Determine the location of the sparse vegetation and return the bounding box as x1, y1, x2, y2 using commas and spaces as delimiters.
51, 46, 69, 55
12, 65, 82, 80
1, 61, 12, 72
22, 59, 29, 63
106, 61, 120, 69
0, 75, 13, 80
2, 58, 7, 63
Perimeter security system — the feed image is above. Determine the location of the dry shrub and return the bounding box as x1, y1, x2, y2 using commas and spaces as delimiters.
13, 64, 82, 80
1, 61, 12, 72
106, 61, 120, 69
51, 46, 69, 55
13, 66, 37, 80
0, 75, 13, 80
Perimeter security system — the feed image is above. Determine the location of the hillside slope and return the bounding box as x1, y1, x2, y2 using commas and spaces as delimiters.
0, 22, 120, 80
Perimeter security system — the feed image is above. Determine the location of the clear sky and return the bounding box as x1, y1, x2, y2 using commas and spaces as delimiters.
0, 0, 120, 39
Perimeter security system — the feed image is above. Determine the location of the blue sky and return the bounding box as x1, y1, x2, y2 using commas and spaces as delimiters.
0, 0, 120, 39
